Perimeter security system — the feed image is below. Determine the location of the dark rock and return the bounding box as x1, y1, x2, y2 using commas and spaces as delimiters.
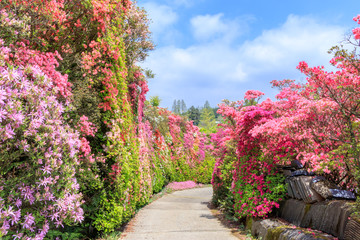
310, 176, 339, 199
291, 160, 304, 169
312, 176, 327, 183
344, 217, 360, 240
283, 169, 312, 176
292, 170, 310, 176
330, 189, 356, 201
310, 177, 355, 200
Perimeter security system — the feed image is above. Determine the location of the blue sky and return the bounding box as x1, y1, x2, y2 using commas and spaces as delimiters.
139, 0, 359, 109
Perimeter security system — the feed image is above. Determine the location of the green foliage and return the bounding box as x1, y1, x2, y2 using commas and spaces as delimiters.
212, 144, 237, 214
148, 95, 161, 107
194, 153, 216, 183
199, 107, 218, 134
187, 106, 201, 125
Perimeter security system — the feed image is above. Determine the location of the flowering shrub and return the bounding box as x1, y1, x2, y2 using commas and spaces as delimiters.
0, 43, 83, 239
212, 13, 360, 220
143, 105, 215, 185
0, 0, 210, 238
212, 100, 286, 219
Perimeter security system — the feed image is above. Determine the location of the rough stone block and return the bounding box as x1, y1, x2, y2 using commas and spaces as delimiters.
320, 201, 342, 236
251, 221, 337, 240
296, 176, 324, 203
288, 178, 302, 200
337, 202, 353, 239
300, 201, 327, 230
285, 178, 295, 198
251, 219, 282, 240
279, 199, 307, 226
344, 217, 360, 240
277, 228, 336, 240
283, 169, 293, 176
310, 176, 340, 199
279, 199, 353, 239
310, 176, 355, 201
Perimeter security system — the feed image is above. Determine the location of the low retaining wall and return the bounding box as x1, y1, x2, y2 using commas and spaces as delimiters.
247, 162, 359, 239
247, 199, 360, 240
248, 218, 335, 240
277, 199, 353, 239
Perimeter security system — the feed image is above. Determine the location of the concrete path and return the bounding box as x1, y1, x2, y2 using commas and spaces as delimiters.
121, 187, 239, 240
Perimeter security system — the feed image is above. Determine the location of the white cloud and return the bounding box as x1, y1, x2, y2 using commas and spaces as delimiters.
191, 14, 228, 41
240, 14, 345, 72
142, 2, 178, 35
172, 0, 194, 7
142, 14, 347, 108
190, 13, 249, 42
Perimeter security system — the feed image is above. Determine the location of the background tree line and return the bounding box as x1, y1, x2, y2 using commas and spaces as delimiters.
171, 99, 221, 134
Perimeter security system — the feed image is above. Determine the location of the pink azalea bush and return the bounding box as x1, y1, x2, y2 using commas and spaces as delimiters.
212, 13, 360, 220
212, 100, 286, 218
0, 42, 83, 239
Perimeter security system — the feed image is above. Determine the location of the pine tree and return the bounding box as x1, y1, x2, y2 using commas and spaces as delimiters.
181, 99, 187, 114
172, 99, 177, 113
176, 99, 181, 114
204, 100, 211, 109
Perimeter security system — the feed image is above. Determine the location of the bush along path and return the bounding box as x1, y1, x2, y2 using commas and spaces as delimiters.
210, 13, 360, 240
0, 1, 215, 239
2, 0, 360, 239
120, 186, 240, 240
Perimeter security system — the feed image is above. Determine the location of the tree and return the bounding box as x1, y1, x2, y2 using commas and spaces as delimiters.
172, 99, 188, 114
204, 100, 211, 109
149, 96, 161, 107
199, 107, 217, 134
177, 99, 181, 113
187, 106, 201, 125
172, 100, 178, 113
181, 99, 187, 114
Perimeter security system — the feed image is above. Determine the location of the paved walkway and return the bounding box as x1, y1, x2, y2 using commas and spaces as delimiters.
121, 187, 240, 240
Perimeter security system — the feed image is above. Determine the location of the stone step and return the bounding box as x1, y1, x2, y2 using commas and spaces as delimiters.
248, 218, 336, 240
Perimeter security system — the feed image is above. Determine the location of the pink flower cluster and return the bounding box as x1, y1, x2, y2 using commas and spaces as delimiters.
167, 181, 200, 191
244, 90, 265, 100
0, 42, 83, 239
353, 15, 360, 39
